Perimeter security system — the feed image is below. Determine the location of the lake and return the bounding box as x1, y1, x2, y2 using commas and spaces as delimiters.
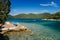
7, 18, 60, 40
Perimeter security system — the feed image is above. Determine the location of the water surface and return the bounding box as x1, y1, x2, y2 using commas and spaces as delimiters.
7, 18, 60, 40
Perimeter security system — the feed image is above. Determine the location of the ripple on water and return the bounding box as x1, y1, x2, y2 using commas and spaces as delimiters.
5, 22, 60, 40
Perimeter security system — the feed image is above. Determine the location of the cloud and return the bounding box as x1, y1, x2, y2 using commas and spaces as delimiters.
40, 1, 58, 7
10, 9, 21, 16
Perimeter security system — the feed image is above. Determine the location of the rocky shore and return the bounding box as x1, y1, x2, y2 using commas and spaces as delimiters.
0, 22, 32, 34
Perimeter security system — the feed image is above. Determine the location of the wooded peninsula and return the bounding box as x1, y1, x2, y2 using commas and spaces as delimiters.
9, 12, 60, 19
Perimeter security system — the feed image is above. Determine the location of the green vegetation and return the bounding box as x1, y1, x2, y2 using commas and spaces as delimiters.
0, 0, 11, 24
9, 12, 60, 19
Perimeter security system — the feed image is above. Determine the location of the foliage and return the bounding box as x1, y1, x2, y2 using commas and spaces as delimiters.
0, 0, 11, 24
10, 12, 60, 19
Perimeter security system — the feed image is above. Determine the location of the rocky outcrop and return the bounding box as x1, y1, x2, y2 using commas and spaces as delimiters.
1, 22, 31, 34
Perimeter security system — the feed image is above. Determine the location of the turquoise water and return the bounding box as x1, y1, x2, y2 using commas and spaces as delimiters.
7, 18, 60, 40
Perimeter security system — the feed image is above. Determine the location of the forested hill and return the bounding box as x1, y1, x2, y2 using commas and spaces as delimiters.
9, 12, 60, 19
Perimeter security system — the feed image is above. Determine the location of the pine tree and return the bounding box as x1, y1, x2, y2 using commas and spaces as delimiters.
0, 0, 11, 29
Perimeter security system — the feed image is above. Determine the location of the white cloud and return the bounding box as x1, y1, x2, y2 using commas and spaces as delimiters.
10, 9, 21, 16
40, 1, 58, 7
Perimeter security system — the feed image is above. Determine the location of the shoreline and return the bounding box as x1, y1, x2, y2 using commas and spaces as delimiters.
41, 19, 60, 21
8, 18, 60, 21
0, 22, 31, 34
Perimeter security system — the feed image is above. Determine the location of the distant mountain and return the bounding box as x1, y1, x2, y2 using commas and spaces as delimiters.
10, 12, 60, 19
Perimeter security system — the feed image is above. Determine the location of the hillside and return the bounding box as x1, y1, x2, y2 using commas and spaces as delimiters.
9, 12, 60, 19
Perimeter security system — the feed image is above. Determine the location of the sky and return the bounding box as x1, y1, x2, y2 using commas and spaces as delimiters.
10, 0, 60, 16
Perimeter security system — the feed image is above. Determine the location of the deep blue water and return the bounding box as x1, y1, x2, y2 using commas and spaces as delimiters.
7, 18, 60, 40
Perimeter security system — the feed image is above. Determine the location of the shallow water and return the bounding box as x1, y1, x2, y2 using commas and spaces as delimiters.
7, 19, 60, 40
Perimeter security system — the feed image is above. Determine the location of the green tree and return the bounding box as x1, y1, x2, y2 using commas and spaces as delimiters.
54, 12, 60, 19
55, 12, 60, 16
0, 0, 11, 27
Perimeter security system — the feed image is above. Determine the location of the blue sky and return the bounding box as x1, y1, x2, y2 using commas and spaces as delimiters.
10, 0, 60, 15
